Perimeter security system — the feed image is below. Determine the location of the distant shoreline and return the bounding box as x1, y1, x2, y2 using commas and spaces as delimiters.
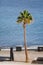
0, 45, 43, 51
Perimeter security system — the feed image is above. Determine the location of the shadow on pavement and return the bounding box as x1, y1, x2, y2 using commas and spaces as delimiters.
0, 56, 10, 61
32, 57, 43, 64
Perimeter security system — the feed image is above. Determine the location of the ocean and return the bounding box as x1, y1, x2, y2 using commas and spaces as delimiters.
0, 0, 43, 48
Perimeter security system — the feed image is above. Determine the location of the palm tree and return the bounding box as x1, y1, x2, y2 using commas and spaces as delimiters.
16, 10, 33, 62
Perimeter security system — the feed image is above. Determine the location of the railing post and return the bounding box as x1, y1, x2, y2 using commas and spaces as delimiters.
10, 47, 14, 61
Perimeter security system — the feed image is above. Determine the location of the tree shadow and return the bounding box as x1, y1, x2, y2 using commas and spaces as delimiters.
0, 56, 10, 62
32, 57, 43, 64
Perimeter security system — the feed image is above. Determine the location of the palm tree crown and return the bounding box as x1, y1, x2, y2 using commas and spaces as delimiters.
17, 10, 32, 24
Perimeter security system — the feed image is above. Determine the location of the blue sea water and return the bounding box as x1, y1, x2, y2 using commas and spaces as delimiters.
0, 0, 43, 47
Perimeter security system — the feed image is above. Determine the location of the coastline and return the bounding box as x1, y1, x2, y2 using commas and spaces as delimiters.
1, 45, 43, 51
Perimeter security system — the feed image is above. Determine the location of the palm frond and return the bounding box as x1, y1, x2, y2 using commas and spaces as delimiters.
16, 17, 23, 23
29, 15, 32, 20
20, 12, 24, 18
17, 16, 22, 19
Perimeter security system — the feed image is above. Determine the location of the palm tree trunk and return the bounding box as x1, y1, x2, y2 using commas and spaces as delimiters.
23, 23, 29, 62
